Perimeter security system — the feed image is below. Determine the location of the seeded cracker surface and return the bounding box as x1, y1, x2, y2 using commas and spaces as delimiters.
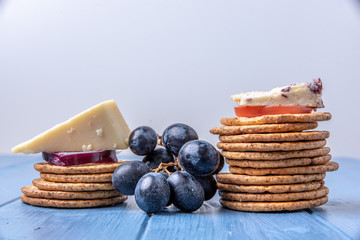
22, 185, 121, 200
229, 161, 339, 176
21, 195, 127, 208
216, 172, 326, 185
34, 160, 129, 174
32, 178, 115, 192
217, 181, 325, 194
217, 140, 326, 152
219, 131, 330, 143
219, 186, 329, 202
210, 122, 318, 135
221, 147, 331, 160
225, 154, 332, 168
220, 196, 328, 212
39, 172, 113, 183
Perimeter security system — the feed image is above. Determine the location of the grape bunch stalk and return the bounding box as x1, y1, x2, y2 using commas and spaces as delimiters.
112, 123, 224, 213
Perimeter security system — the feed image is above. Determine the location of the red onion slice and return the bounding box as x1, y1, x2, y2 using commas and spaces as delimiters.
42, 150, 118, 166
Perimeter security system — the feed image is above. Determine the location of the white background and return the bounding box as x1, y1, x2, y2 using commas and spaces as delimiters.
0, 0, 359, 158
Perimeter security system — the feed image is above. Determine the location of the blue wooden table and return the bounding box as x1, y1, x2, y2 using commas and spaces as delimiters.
0, 155, 359, 240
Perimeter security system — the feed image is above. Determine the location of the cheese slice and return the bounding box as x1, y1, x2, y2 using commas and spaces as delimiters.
231, 79, 324, 108
12, 100, 131, 154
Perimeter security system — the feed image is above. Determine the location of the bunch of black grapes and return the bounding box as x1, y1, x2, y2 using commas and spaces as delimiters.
112, 123, 224, 213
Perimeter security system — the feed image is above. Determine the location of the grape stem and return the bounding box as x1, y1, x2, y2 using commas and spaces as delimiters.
154, 134, 183, 175
151, 157, 183, 175
157, 134, 163, 146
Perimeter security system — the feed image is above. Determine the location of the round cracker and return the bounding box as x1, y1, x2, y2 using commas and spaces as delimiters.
217, 181, 325, 194
34, 160, 129, 174
210, 122, 318, 135
220, 112, 332, 126
219, 186, 329, 202
219, 131, 330, 143
40, 172, 112, 183
226, 155, 332, 168
229, 161, 339, 176
220, 196, 328, 212
216, 172, 326, 185
20, 195, 127, 208
22, 185, 121, 200
33, 178, 114, 192
217, 140, 326, 152
221, 147, 330, 160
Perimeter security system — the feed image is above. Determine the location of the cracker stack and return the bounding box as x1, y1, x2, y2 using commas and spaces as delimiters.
20, 161, 128, 208
210, 112, 339, 212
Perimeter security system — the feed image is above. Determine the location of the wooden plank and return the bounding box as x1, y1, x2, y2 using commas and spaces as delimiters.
0, 155, 40, 206
0, 155, 358, 239
0, 197, 146, 240
140, 196, 349, 240
310, 157, 360, 240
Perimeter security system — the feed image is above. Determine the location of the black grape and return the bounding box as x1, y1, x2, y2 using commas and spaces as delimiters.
129, 126, 158, 156
162, 123, 198, 156
178, 140, 220, 177
212, 152, 224, 175
158, 171, 172, 206
135, 173, 170, 213
159, 172, 169, 179
112, 161, 150, 195
195, 175, 217, 201
167, 171, 204, 212
142, 147, 174, 170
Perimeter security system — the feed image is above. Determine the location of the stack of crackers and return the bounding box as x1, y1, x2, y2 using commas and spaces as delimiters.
210, 112, 339, 212
21, 161, 128, 208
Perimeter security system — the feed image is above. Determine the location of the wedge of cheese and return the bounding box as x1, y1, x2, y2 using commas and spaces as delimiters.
231, 79, 324, 108
12, 100, 131, 154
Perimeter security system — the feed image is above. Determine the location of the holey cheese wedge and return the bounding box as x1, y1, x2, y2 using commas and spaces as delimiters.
12, 100, 131, 154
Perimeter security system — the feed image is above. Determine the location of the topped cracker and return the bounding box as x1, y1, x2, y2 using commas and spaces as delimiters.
220, 112, 331, 126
